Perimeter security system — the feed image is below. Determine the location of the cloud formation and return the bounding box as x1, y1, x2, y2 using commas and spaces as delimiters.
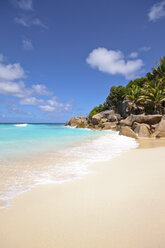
15, 16, 48, 29
20, 97, 43, 105
0, 54, 72, 114
86, 48, 144, 79
32, 84, 52, 95
139, 46, 151, 52
0, 63, 25, 81
148, 0, 165, 22
129, 52, 138, 59
22, 39, 33, 50
39, 97, 72, 112
11, 0, 33, 10
0, 81, 31, 98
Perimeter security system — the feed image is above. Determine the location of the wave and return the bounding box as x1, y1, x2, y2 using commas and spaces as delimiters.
0, 131, 138, 208
14, 124, 28, 127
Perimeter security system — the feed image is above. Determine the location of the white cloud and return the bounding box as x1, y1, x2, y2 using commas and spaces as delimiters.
39, 105, 55, 112
129, 52, 138, 59
0, 60, 29, 97
86, 47, 144, 79
20, 97, 43, 105
148, 0, 165, 21
15, 16, 48, 29
22, 39, 33, 50
47, 97, 63, 107
0, 63, 25, 81
32, 84, 52, 95
64, 103, 72, 111
15, 16, 29, 27
0, 81, 31, 98
11, 0, 32, 10
0, 60, 50, 99
39, 97, 72, 112
0, 55, 72, 115
139, 46, 151, 52
30, 18, 48, 29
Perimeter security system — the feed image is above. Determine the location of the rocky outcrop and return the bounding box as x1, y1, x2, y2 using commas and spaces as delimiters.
119, 126, 138, 139
91, 113, 102, 125
65, 116, 88, 128
153, 116, 165, 137
120, 114, 162, 126
66, 113, 165, 139
91, 110, 121, 125
134, 124, 151, 137
102, 122, 117, 130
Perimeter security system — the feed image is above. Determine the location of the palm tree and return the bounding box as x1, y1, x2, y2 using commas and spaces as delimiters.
152, 57, 165, 81
126, 85, 144, 114
140, 81, 165, 114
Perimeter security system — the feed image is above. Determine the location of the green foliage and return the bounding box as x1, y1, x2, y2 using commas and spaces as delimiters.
126, 85, 145, 114
140, 81, 165, 114
89, 56, 165, 116
152, 56, 165, 80
89, 103, 108, 117
126, 77, 147, 89
106, 85, 126, 109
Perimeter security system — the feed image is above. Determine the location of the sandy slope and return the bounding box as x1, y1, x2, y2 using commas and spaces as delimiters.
0, 147, 165, 248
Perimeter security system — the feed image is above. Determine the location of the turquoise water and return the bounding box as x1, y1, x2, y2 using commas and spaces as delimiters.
0, 124, 104, 160
0, 123, 138, 208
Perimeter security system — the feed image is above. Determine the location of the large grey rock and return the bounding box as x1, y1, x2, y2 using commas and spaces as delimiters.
132, 122, 150, 131
154, 117, 165, 137
91, 110, 121, 125
116, 99, 131, 118
65, 116, 77, 126
119, 126, 138, 139
91, 113, 103, 125
102, 110, 121, 122
100, 118, 108, 123
120, 114, 162, 126
66, 116, 88, 128
102, 122, 117, 130
134, 124, 150, 137
120, 115, 133, 126
100, 110, 115, 118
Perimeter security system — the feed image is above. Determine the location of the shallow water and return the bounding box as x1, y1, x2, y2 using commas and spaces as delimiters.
0, 124, 138, 208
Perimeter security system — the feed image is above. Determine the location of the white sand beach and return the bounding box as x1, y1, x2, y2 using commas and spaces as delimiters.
0, 144, 165, 248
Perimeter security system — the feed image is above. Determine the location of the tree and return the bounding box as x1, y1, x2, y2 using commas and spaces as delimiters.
126, 77, 147, 89
152, 56, 165, 80
106, 85, 126, 109
89, 102, 108, 118
140, 81, 165, 114
126, 85, 144, 114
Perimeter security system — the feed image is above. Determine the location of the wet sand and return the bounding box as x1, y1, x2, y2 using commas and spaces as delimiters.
138, 137, 165, 149
0, 142, 165, 248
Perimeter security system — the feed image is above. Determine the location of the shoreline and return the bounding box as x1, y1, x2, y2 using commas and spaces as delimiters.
0, 140, 165, 247
0, 130, 138, 208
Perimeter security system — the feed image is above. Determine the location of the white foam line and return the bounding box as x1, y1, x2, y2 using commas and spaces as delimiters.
0, 132, 138, 208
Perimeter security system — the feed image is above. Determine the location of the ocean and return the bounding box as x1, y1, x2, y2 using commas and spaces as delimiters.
0, 123, 138, 207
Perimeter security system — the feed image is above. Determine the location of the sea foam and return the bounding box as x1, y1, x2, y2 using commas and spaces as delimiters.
14, 124, 28, 127
0, 129, 138, 208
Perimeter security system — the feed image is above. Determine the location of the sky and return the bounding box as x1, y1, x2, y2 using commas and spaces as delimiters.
0, 0, 165, 123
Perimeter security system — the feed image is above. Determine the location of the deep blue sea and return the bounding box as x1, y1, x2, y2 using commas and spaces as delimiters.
0, 123, 138, 208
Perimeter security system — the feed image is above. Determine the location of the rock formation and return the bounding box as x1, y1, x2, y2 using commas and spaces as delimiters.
65, 112, 165, 139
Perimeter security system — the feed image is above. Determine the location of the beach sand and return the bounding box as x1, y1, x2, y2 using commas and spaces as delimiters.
0, 143, 165, 248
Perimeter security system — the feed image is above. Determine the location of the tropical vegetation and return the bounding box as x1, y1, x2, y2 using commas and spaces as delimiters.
89, 56, 165, 117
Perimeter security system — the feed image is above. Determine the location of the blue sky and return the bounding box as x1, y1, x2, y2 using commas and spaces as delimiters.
0, 0, 165, 123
